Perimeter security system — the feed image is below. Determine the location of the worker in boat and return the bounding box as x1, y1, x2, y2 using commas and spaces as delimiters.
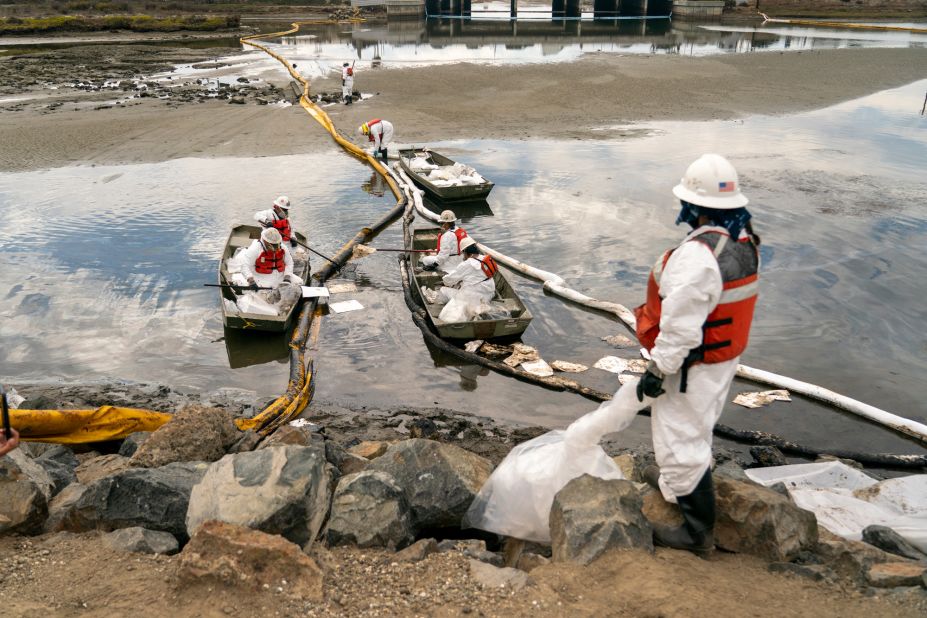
635, 153, 760, 558
421, 209, 468, 272
359, 118, 394, 162
240, 227, 299, 291
254, 195, 297, 248
341, 62, 354, 105
438, 236, 497, 306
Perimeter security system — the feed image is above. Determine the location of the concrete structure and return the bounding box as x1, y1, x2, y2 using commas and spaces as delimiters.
672, 0, 725, 19
387, 0, 427, 19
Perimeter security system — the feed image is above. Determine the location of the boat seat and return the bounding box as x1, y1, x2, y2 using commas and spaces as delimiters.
230, 237, 254, 249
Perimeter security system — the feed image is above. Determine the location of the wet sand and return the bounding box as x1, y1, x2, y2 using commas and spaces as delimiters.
2, 46, 927, 171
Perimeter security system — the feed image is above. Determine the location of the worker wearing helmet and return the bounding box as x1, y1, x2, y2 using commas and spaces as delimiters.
421, 209, 468, 272
254, 195, 297, 248
438, 236, 498, 309
239, 227, 297, 291
635, 154, 761, 557
359, 118, 394, 162
341, 62, 354, 105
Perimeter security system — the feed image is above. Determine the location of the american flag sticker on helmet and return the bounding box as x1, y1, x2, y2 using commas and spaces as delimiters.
718, 181, 735, 192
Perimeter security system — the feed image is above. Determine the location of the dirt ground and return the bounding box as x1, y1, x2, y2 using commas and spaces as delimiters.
1, 44, 927, 171
2, 532, 923, 618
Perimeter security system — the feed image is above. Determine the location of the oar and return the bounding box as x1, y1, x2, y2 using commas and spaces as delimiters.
290, 237, 341, 266
351, 244, 432, 259
205, 283, 275, 291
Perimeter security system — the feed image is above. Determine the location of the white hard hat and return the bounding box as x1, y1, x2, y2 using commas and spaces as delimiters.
439, 209, 456, 223
261, 227, 283, 245
273, 195, 290, 210
672, 154, 749, 210
459, 236, 478, 252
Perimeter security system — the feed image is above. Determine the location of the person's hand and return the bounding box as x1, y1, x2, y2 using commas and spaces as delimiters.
0, 428, 20, 457
260, 221, 272, 228
290, 239, 297, 248
636, 361, 666, 402
247, 278, 259, 291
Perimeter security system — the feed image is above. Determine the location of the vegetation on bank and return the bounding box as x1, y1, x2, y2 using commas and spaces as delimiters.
0, 14, 240, 34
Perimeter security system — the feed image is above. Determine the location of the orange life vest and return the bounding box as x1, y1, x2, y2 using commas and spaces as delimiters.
634, 228, 759, 367
346, 67, 353, 77
479, 255, 498, 279
366, 118, 381, 142
254, 247, 286, 274
435, 228, 468, 255
271, 214, 291, 242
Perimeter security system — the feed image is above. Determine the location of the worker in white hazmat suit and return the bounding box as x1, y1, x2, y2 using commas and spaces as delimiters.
237, 227, 300, 290
254, 195, 297, 248
633, 153, 761, 557
437, 237, 498, 322
421, 209, 468, 272
341, 62, 354, 105
359, 119, 394, 162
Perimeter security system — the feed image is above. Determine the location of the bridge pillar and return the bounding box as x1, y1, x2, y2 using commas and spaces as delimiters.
552, 0, 565, 19
425, 0, 440, 14
462, 0, 471, 16
566, 0, 581, 17
511, 0, 517, 18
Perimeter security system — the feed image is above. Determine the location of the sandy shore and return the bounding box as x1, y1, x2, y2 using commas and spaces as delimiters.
1, 46, 926, 171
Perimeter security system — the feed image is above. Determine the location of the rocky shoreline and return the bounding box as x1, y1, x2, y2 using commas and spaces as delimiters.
2, 382, 925, 616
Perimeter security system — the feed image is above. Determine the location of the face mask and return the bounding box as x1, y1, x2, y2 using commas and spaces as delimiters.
675, 201, 701, 229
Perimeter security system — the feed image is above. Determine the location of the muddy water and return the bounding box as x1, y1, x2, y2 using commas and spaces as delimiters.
1, 73, 925, 459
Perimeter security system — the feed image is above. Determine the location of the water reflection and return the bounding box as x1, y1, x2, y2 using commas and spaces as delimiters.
223, 327, 290, 369
270, 17, 927, 72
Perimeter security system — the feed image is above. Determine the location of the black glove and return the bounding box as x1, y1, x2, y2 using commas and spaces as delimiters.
290, 238, 298, 248
247, 278, 259, 291
636, 362, 666, 402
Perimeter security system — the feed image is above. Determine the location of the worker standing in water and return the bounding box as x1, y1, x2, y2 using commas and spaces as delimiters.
341, 62, 354, 105
635, 153, 761, 557
421, 209, 468, 272
359, 119, 394, 162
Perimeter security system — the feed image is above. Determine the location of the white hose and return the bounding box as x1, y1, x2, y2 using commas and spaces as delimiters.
390, 165, 927, 445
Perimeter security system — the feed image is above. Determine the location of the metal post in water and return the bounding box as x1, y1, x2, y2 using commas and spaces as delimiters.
922, 91, 927, 116
511, 0, 517, 19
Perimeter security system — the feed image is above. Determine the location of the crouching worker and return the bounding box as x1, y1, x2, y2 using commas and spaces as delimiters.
635, 153, 760, 558
421, 209, 467, 273
234, 228, 304, 314
437, 237, 497, 322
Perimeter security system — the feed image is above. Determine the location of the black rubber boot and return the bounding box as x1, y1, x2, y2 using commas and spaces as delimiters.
652, 468, 715, 559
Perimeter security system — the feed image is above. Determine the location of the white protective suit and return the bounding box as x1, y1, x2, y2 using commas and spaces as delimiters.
235, 239, 295, 289
649, 225, 746, 502
369, 120, 394, 153
253, 208, 284, 228
341, 65, 354, 101
421, 228, 462, 272
437, 255, 496, 321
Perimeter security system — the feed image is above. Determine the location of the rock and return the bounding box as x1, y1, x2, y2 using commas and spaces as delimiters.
348, 440, 390, 460
75, 454, 131, 484
103, 526, 179, 555
468, 559, 530, 591
326, 470, 415, 550
815, 454, 863, 470
516, 552, 550, 573
409, 418, 438, 439
62, 462, 207, 541
612, 453, 640, 483
814, 529, 906, 582
130, 405, 239, 468
866, 562, 926, 588
258, 424, 321, 449
227, 429, 262, 454
395, 538, 438, 562
768, 562, 834, 582
228, 97, 245, 104
186, 445, 333, 547
34, 458, 77, 497
179, 520, 323, 598
713, 461, 751, 483
44, 483, 87, 533
550, 475, 653, 565
118, 432, 151, 457
862, 525, 927, 561
749, 446, 788, 468
641, 488, 685, 529
367, 438, 493, 530
36, 444, 79, 469
714, 477, 818, 562
0, 449, 53, 535
338, 452, 369, 476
